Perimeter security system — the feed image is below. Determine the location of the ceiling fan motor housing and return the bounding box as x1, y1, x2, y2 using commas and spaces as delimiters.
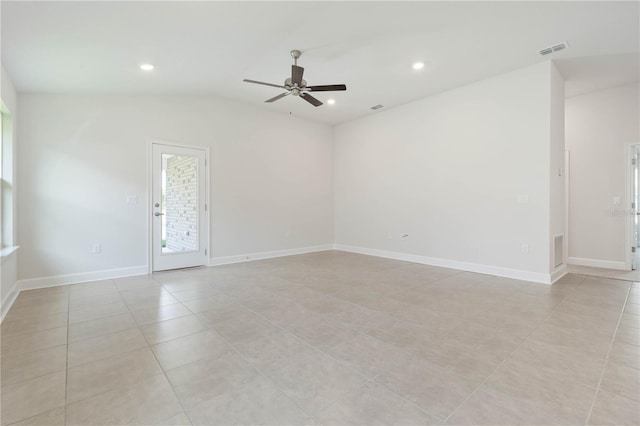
285, 77, 307, 94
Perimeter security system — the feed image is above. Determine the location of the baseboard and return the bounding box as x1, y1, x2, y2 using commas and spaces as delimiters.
550, 264, 568, 284
567, 257, 628, 271
210, 244, 334, 266
1, 280, 20, 322
19, 265, 149, 291
1, 247, 20, 322
334, 244, 555, 284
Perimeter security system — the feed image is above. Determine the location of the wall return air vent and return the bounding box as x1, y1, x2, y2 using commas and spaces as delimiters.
538, 41, 569, 56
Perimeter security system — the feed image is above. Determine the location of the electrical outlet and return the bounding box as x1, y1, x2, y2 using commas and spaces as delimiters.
92, 243, 101, 254
521, 244, 529, 254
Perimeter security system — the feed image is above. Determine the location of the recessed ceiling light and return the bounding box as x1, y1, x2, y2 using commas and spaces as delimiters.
140, 63, 155, 71
412, 62, 425, 70
327, 99, 336, 105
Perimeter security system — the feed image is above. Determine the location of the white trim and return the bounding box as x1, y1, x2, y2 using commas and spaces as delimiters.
147, 140, 153, 274
564, 150, 570, 265
625, 143, 640, 271
210, 245, 333, 266
1, 246, 19, 322
334, 244, 555, 284
18, 265, 148, 291
550, 264, 568, 284
1, 280, 20, 322
0, 245, 19, 259
567, 257, 628, 271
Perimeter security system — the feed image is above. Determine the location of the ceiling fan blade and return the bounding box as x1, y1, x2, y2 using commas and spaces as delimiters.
292, 65, 304, 86
243, 79, 286, 89
265, 92, 290, 103
307, 84, 347, 92
300, 93, 322, 107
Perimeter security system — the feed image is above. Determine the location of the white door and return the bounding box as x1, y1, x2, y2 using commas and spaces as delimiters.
152, 143, 208, 272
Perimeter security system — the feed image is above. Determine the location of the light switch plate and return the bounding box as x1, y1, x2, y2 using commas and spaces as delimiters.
126, 195, 138, 205
517, 195, 529, 204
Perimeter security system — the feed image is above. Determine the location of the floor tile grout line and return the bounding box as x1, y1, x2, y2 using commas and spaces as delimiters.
583, 285, 632, 426
0, 346, 68, 392
65, 294, 195, 371
229, 299, 378, 382
65, 339, 150, 372
137, 321, 196, 426
1, 290, 70, 426
181, 324, 322, 424
202, 284, 441, 420
64, 281, 71, 426
233, 348, 323, 423
367, 373, 461, 423
62, 318, 170, 410
229, 292, 491, 423
5, 261, 626, 426
160, 264, 566, 408
1, 333, 69, 359
442, 277, 586, 424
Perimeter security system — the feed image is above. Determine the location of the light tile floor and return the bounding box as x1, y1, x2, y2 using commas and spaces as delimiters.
567, 252, 640, 282
1, 251, 639, 425
567, 264, 640, 282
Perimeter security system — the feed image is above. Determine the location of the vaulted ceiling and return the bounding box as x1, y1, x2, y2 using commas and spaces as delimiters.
2, 1, 638, 124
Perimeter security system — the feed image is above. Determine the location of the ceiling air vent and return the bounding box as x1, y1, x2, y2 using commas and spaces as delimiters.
371, 104, 384, 110
538, 41, 569, 56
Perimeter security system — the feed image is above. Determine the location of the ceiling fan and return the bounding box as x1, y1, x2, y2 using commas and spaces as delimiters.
243, 50, 347, 107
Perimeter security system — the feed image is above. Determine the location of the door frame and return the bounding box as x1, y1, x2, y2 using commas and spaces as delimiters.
147, 139, 211, 274
564, 149, 570, 266
625, 142, 640, 271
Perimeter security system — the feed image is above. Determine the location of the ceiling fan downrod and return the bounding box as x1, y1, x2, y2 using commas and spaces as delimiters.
290, 49, 301, 66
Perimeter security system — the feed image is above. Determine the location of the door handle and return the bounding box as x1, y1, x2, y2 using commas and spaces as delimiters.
154, 212, 165, 216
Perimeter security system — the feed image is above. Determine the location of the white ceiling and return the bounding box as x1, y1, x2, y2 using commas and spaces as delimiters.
2, 1, 638, 125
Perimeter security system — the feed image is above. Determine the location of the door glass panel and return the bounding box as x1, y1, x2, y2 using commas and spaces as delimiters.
161, 153, 199, 254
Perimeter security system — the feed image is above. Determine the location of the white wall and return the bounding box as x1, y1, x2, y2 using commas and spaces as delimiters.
566, 83, 640, 268
1, 65, 19, 318
17, 95, 333, 281
334, 62, 561, 282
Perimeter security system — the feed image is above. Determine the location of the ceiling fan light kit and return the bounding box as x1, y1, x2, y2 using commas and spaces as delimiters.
243, 50, 347, 107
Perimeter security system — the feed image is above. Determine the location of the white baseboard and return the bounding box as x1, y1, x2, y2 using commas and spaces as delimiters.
19, 265, 149, 291
567, 257, 628, 271
210, 244, 333, 266
550, 264, 568, 284
334, 244, 556, 284
1, 280, 20, 322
